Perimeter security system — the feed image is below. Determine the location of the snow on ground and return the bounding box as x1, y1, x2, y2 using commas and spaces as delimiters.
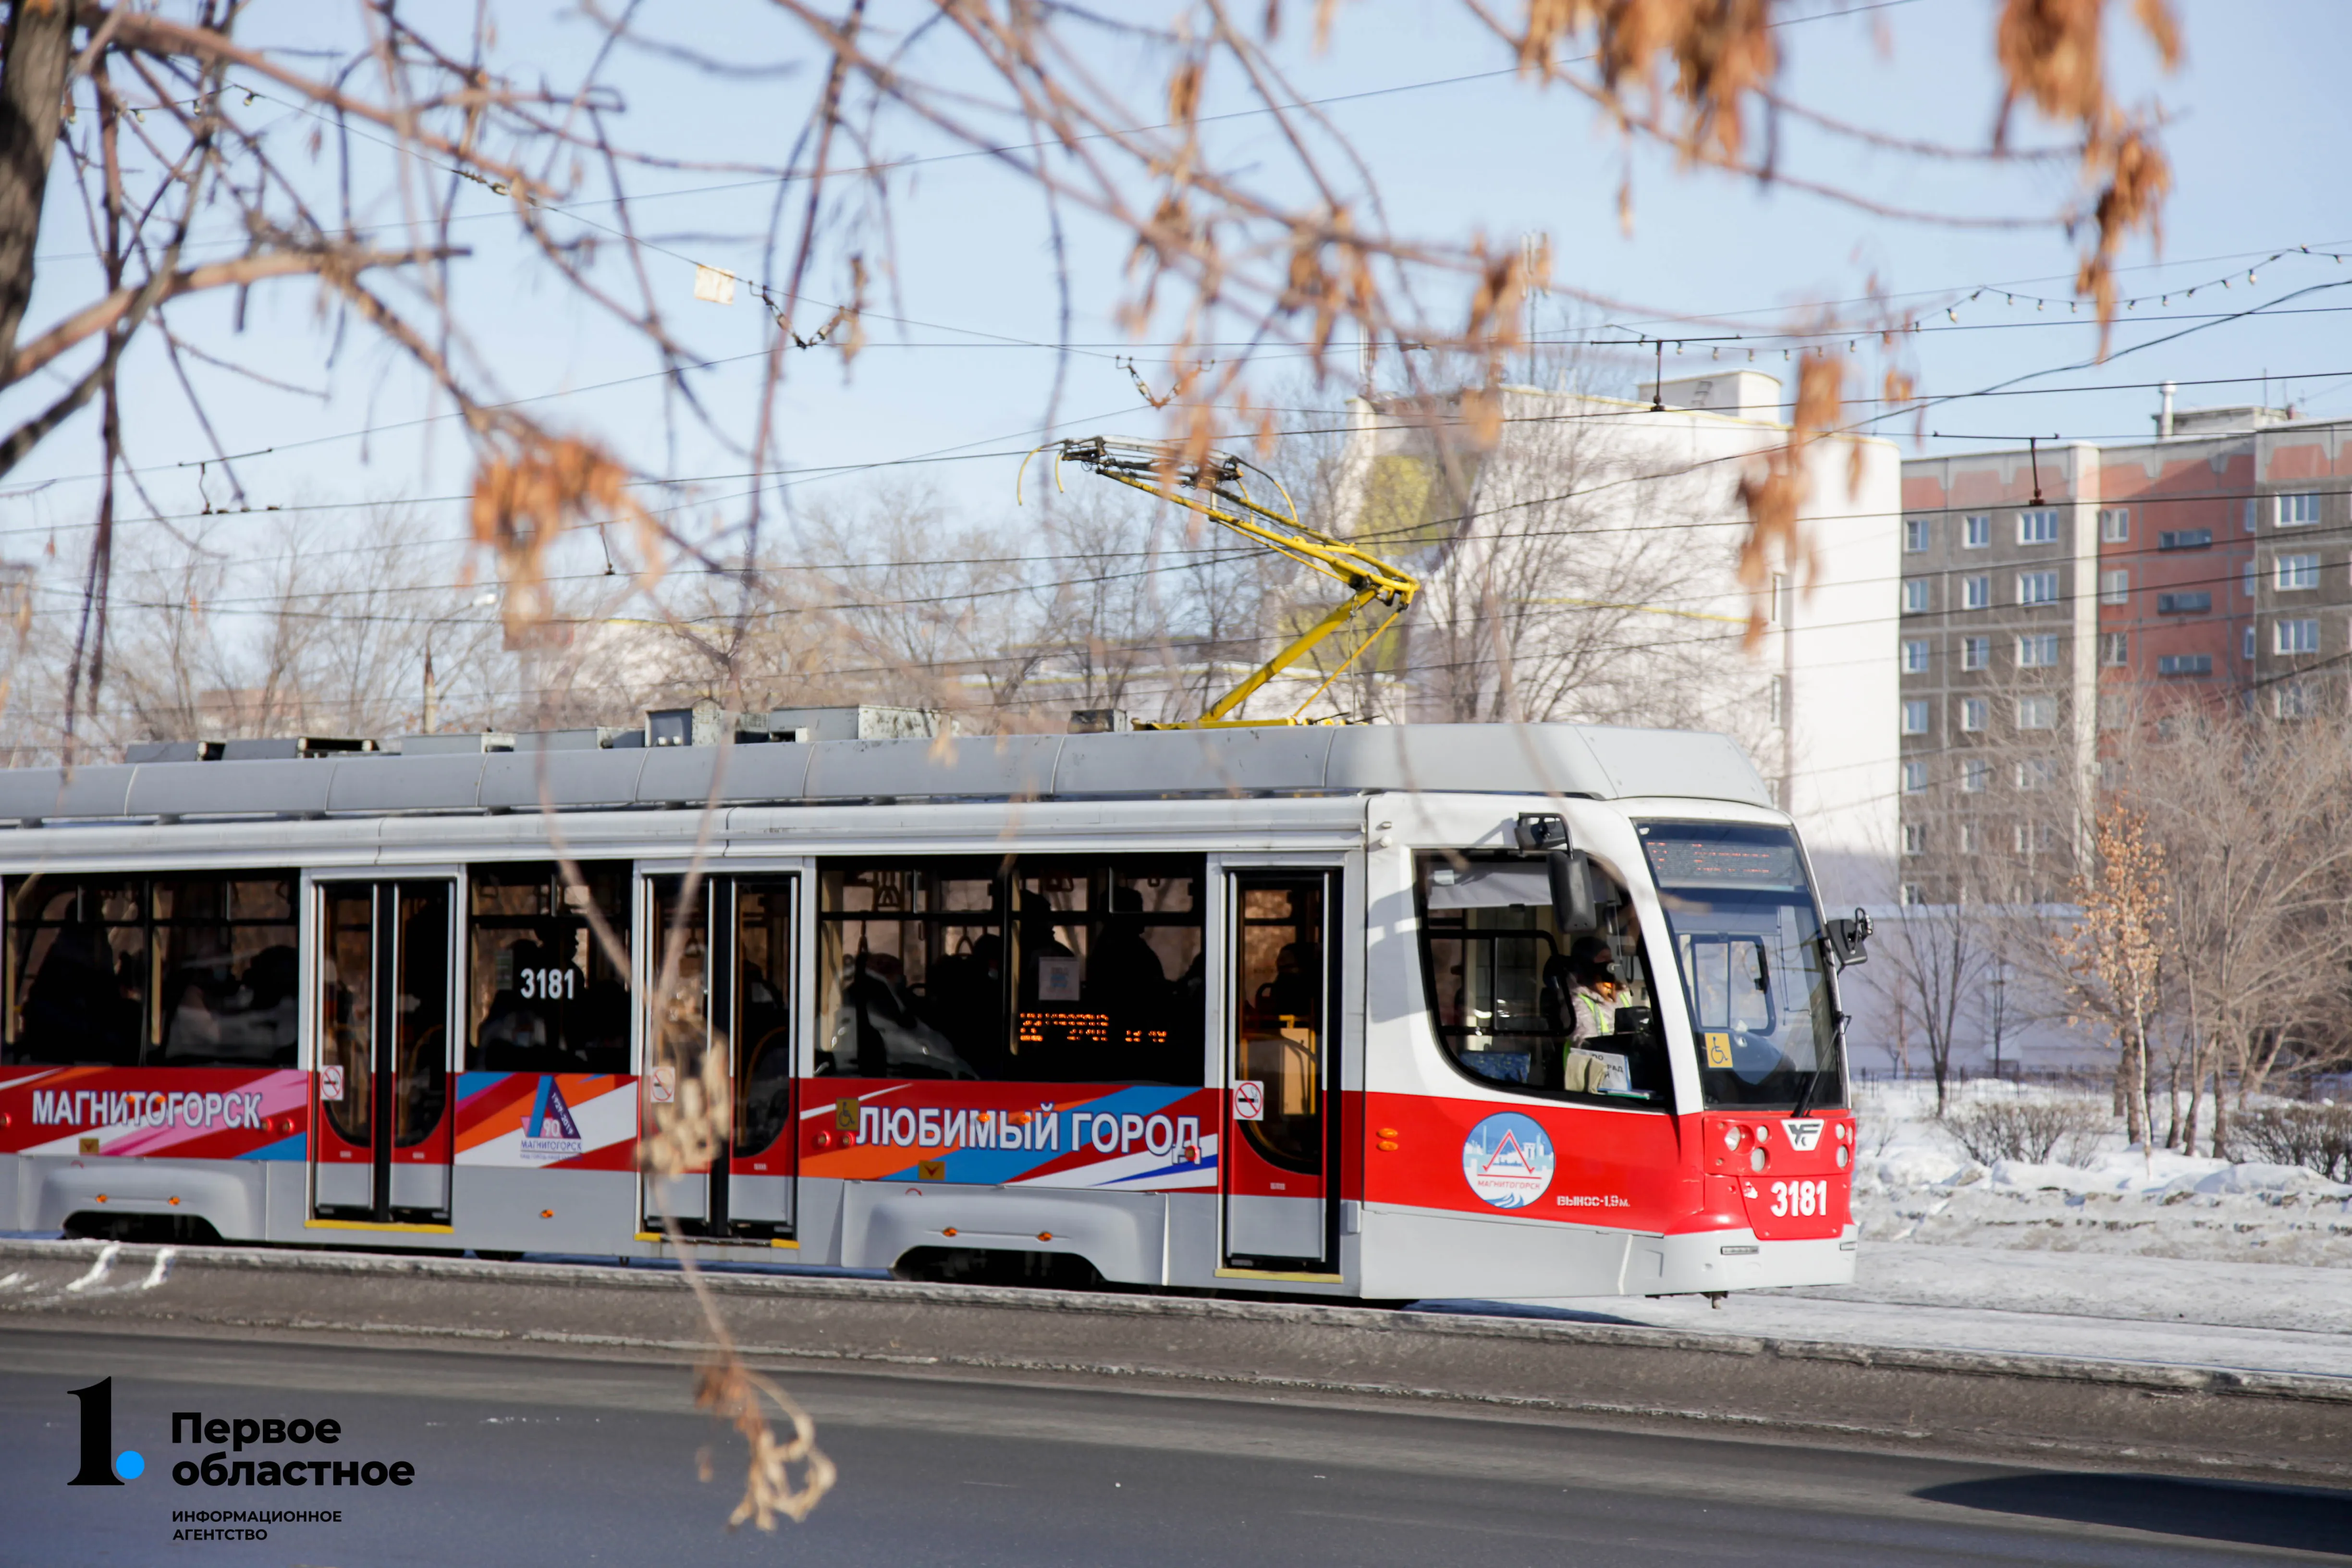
1432, 1245, 2352, 1379
1851, 1078, 2352, 1266
1421, 1081, 2352, 1379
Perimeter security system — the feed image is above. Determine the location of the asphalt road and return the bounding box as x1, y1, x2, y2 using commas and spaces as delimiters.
3, 1329, 2347, 1567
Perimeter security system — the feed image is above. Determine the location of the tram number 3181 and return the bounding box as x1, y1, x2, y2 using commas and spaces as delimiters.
1767, 1179, 1830, 1218
516, 967, 580, 1001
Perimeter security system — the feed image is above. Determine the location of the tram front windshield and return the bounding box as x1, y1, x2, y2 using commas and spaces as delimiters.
1638, 820, 1844, 1110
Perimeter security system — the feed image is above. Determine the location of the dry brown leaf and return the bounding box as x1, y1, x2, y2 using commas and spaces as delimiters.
469, 434, 662, 641
1996, 0, 2104, 141
694, 1361, 837, 1531
1733, 349, 1838, 650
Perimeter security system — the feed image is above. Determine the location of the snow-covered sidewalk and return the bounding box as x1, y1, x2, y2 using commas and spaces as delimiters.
1425, 1243, 2352, 1379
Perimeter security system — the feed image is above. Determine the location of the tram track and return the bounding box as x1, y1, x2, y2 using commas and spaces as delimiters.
3, 1236, 2347, 1486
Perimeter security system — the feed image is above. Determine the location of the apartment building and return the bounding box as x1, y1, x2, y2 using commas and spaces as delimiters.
1892, 443, 2099, 902
1896, 402, 2352, 899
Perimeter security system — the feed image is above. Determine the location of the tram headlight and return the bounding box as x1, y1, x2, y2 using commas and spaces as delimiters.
1836, 1145, 1850, 1170
1722, 1124, 1744, 1151
1749, 1144, 1769, 1173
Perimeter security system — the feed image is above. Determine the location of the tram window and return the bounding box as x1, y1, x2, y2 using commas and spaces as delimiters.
1640, 821, 1844, 1110
733, 884, 795, 1159
3, 872, 296, 1067
644, 875, 714, 1091
1414, 854, 1670, 1108
466, 863, 630, 1073
815, 856, 1204, 1085
1235, 880, 1325, 1173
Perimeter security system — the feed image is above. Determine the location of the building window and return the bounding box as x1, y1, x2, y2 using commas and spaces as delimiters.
1899, 883, 1923, 906
2277, 553, 2320, 590
2018, 571, 2059, 606
2278, 492, 2322, 528
2157, 652, 2214, 676
1901, 823, 1925, 856
2276, 682, 2316, 719
1902, 578, 1932, 615
2244, 624, 2256, 660
1901, 699, 1930, 735
2245, 557, 2257, 598
2156, 591, 2212, 615
1963, 576, 1991, 610
2277, 618, 2320, 655
2099, 632, 2128, 666
2017, 695, 2057, 730
1901, 639, 1930, 674
2019, 509, 2059, 545
1963, 514, 1991, 549
2099, 568, 2129, 605
1960, 697, 1988, 733
1961, 759, 1991, 793
1959, 823, 1979, 854
2098, 693, 2127, 729
2244, 497, 2259, 533
1904, 518, 1930, 553
2016, 633, 2060, 668
2017, 759, 2059, 790
2014, 824, 2035, 855
1961, 635, 1990, 671
1770, 674, 1788, 727
1902, 760, 1928, 795
2099, 507, 2130, 542
2158, 527, 2213, 551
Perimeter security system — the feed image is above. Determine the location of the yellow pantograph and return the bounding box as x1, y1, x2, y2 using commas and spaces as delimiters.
1020, 436, 1419, 728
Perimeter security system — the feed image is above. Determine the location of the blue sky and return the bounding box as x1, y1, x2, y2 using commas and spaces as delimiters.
2, 0, 2345, 608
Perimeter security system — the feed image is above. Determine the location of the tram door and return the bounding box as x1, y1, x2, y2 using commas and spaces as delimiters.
642, 876, 797, 1237
312, 881, 457, 1223
1222, 870, 1338, 1273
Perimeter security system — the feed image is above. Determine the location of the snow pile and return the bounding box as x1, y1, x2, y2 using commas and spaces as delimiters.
1852, 1078, 2352, 1266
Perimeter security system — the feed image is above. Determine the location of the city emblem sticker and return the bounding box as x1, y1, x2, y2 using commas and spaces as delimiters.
1461, 1112, 1555, 1209
518, 1078, 584, 1163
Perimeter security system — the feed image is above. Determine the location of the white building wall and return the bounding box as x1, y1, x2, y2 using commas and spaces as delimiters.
1347, 378, 1899, 909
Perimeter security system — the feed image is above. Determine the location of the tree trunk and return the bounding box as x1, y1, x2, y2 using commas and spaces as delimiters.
0, 1, 77, 368
2116, 1047, 2141, 1143
2173, 1034, 2192, 1161
2164, 1056, 2180, 1150
2210, 1064, 2230, 1160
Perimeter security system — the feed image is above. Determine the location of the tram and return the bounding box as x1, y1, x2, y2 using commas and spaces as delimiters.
0, 714, 1863, 1301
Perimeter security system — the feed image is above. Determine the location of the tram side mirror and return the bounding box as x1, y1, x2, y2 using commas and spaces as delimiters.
1515, 812, 1569, 852
1825, 908, 1874, 967
1547, 848, 1597, 933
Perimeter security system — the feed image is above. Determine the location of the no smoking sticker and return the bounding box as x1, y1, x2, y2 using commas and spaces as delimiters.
318, 1065, 344, 1103
1233, 1080, 1264, 1121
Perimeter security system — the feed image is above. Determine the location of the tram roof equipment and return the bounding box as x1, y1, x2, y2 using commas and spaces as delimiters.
0, 721, 1768, 827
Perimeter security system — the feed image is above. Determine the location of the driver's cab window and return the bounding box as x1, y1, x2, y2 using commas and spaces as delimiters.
1415, 853, 1668, 1108
1684, 936, 1774, 1034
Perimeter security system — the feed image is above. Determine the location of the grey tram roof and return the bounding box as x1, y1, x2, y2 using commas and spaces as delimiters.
0, 723, 1770, 827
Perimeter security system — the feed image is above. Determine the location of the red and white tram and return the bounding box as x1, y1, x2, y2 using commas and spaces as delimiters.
0, 717, 1864, 1300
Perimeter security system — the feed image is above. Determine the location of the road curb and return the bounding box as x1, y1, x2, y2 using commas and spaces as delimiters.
4, 1236, 2345, 1404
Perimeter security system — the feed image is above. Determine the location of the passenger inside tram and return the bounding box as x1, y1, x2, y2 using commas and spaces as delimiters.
466, 864, 633, 1075
814, 857, 1206, 1086
1419, 853, 1667, 1103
